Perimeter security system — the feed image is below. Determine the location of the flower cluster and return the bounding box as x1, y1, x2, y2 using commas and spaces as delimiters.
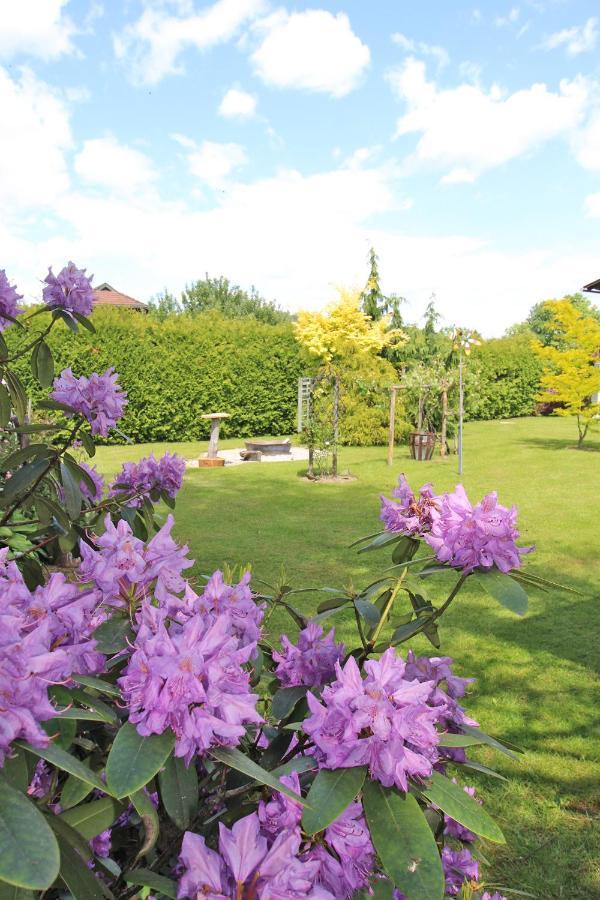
0, 550, 104, 766
273, 622, 344, 688
79, 514, 194, 611
304, 649, 444, 791
380, 474, 439, 537
179, 776, 374, 899
381, 476, 531, 574
42, 262, 94, 317
51, 367, 127, 436
0, 269, 23, 331
119, 608, 262, 764
110, 452, 185, 507
442, 846, 480, 895
425, 485, 531, 574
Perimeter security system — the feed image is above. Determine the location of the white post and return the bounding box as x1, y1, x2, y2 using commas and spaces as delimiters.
458, 353, 464, 476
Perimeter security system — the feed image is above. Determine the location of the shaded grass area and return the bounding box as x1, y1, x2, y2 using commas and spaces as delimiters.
96, 417, 600, 898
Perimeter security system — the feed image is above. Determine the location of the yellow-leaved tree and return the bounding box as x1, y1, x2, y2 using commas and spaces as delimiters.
295, 288, 406, 474
533, 299, 600, 447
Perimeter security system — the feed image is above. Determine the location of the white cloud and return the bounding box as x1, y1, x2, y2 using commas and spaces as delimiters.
0, 0, 76, 60
174, 138, 248, 187
114, 0, 265, 85
0, 66, 72, 210
218, 87, 257, 119
541, 17, 598, 56
494, 7, 520, 27
388, 58, 592, 182
584, 192, 600, 217
391, 32, 449, 68
572, 111, 600, 171
251, 9, 370, 97
74, 136, 158, 193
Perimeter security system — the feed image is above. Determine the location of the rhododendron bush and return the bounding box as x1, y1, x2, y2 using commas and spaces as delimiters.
0, 265, 561, 900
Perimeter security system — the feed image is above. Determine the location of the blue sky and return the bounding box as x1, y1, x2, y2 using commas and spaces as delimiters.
1, 0, 600, 334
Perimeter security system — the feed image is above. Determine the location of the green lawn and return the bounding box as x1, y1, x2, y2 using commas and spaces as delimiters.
96, 417, 600, 899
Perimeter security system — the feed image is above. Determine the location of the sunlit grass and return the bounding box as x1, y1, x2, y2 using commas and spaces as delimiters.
96, 416, 600, 898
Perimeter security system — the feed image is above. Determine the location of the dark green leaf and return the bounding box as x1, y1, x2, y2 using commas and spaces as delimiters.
92, 616, 133, 654
0, 776, 60, 890
1, 751, 29, 793
459, 724, 522, 759
33, 494, 70, 532
4, 371, 27, 422
60, 764, 95, 810
354, 598, 380, 628
0, 384, 11, 427
391, 616, 431, 644
475, 568, 528, 616
36, 342, 54, 388
0, 882, 35, 899
60, 798, 121, 840
210, 747, 306, 806
437, 733, 485, 748
71, 311, 96, 333
130, 788, 160, 860
17, 741, 108, 794
46, 814, 92, 863
39, 713, 76, 749
53, 308, 79, 333
457, 760, 508, 782
71, 675, 120, 697
0, 445, 54, 473
391, 536, 419, 564
301, 767, 366, 835
421, 772, 505, 843
68, 688, 118, 725
80, 431, 96, 458
1, 458, 50, 503
316, 596, 350, 613
124, 869, 177, 899
357, 531, 402, 553
106, 724, 174, 799
271, 686, 308, 720
54, 831, 105, 900
60, 461, 82, 519
158, 755, 198, 831
362, 779, 444, 900
270, 756, 317, 779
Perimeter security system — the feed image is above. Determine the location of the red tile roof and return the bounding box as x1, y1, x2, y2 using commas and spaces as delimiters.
93, 283, 148, 311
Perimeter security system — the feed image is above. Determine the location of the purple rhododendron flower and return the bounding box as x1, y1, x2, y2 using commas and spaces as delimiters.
51, 367, 127, 436
78, 461, 104, 502
424, 484, 532, 574
258, 772, 303, 834
0, 269, 23, 330
110, 452, 185, 507
481, 893, 507, 900
43, 262, 94, 316
442, 846, 480, 896
273, 622, 344, 688
195, 569, 264, 649
27, 760, 53, 798
178, 813, 331, 899
119, 608, 262, 764
304, 649, 443, 791
0, 550, 104, 765
309, 801, 374, 898
380, 475, 440, 536
90, 829, 112, 858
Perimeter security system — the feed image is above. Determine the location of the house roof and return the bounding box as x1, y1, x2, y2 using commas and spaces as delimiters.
92, 283, 148, 311
582, 277, 600, 293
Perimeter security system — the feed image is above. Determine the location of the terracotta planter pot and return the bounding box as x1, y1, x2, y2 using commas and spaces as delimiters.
199, 457, 225, 467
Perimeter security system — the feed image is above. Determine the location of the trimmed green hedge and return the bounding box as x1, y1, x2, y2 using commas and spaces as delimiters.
9, 309, 304, 443
467, 334, 543, 420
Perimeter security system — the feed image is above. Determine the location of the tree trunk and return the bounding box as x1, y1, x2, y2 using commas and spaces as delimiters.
387, 386, 397, 466
440, 387, 448, 457
577, 416, 588, 448
332, 376, 340, 477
